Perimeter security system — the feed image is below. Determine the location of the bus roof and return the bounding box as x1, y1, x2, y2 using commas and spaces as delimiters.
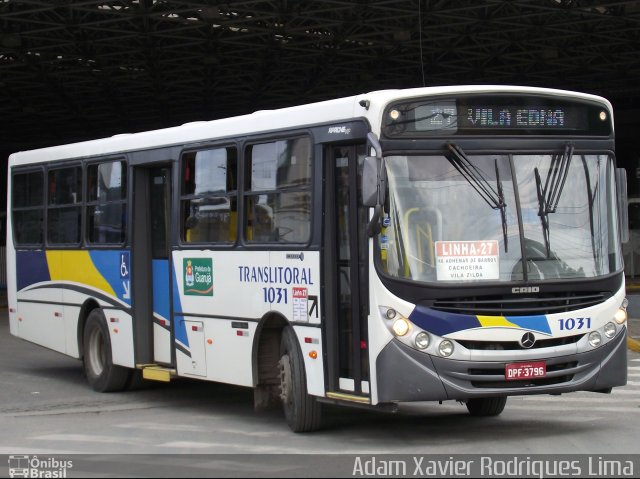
8, 85, 612, 167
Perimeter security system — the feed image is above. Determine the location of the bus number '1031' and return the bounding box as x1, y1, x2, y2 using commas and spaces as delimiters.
558, 317, 591, 331
263, 287, 288, 304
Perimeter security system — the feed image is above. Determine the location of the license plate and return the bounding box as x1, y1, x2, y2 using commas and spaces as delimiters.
505, 361, 547, 381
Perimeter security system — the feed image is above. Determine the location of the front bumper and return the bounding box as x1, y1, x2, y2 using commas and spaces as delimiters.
376, 327, 627, 403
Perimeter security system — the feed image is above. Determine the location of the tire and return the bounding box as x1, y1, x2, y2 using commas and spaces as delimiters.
83, 309, 130, 392
466, 397, 507, 417
126, 369, 153, 391
279, 326, 322, 432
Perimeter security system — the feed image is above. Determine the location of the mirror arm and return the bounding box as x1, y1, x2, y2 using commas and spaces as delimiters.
367, 205, 383, 237
367, 132, 382, 158
366, 132, 386, 205
365, 132, 385, 237
616, 168, 629, 244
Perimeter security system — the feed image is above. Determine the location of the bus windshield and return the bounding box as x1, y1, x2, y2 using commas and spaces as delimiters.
381, 152, 622, 283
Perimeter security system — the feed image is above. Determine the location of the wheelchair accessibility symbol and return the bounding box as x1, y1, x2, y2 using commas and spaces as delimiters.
120, 252, 130, 279
120, 252, 131, 300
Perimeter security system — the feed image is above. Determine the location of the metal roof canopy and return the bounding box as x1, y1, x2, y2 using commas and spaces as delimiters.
1, 0, 640, 151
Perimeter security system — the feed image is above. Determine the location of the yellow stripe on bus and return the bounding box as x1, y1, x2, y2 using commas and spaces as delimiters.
477, 315, 518, 328
46, 250, 116, 296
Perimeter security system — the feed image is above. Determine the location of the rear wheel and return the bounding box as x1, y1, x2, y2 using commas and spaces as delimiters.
83, 309, 129, 392
126, 369, 153, 390
279, 326, 322, 432
466, 397, 507, 417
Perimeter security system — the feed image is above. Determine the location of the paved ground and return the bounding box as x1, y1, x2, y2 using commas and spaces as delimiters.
630, 318, 640, 338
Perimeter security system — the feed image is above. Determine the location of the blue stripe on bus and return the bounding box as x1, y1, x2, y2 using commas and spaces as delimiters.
409, 306, 552, 336
88, 250, 131, 306
16, 251, 50, 291
409, 306, 481, 336
505, 315, 552, 334
17, 250, 131, 306
152, 259, 170, 321
172, 263, 188, 347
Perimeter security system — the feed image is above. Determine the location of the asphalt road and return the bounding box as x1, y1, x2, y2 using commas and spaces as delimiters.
1, 314, 639, 477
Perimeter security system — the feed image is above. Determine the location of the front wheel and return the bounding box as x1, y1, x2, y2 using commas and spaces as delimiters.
83, 309, 129, 392
278, 326, 322, 432
466, 397, 507, 417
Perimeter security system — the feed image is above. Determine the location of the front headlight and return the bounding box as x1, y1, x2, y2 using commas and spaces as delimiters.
604, 322, 617, 339
392, 318, 410, 337
589, 331, 602, 348
438, 339, 454, 357
415, 332, 430, 350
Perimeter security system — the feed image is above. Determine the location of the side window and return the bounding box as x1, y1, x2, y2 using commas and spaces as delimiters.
87, 160, 127, 244
181, 146, 238, 244
12, 170, 44, 246
245, 137, 311, 243
47, 166, 82, 245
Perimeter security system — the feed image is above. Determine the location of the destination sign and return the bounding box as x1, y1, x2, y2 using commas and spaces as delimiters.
383, 95, 612, 137
461, 106, 571, 129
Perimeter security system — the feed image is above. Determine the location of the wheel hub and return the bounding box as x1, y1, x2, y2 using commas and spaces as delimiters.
278, 354, 292, 405
88, 327, 105, 376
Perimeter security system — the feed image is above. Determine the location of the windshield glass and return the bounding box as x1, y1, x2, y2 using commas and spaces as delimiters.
381, 152, 622, 283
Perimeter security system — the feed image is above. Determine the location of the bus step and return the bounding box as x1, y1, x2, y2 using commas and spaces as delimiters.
138, 365, 176, 382
325, 391, 371, 405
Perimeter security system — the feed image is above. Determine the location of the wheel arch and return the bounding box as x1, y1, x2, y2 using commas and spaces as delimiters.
251, 311, 289, 387
76, 298, 101, 359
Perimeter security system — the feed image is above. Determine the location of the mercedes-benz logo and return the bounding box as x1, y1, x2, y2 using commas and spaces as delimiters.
519, 332, 536, 349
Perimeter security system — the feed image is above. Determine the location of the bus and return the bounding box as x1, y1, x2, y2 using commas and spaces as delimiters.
6, 86, 629, 432
8, 455, 30, 478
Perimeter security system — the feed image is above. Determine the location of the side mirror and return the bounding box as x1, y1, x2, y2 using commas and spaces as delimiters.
362, 156, 379, 207
616, 167, 629, 244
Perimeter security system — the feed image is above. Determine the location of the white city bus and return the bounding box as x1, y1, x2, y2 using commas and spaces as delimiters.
7, 86, 629, 432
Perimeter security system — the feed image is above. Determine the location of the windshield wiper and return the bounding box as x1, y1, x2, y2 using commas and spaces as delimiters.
446, 143, 508, 252
534, 143, 574, 257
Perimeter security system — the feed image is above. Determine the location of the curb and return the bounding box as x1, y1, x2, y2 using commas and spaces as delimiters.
629, 335, 640, 353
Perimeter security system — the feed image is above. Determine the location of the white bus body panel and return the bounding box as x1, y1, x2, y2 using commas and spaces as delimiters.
15, 286, 66, 355
172, 249, 322, 389
177, 320, 207, 377
293, 325, 325, 397
367, 254, 413, 406
203, 319, 256, 387
153, 323, 172, 365
103, 309, 135, 368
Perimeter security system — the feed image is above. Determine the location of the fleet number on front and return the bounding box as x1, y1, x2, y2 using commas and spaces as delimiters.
558, 317, 591, 331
